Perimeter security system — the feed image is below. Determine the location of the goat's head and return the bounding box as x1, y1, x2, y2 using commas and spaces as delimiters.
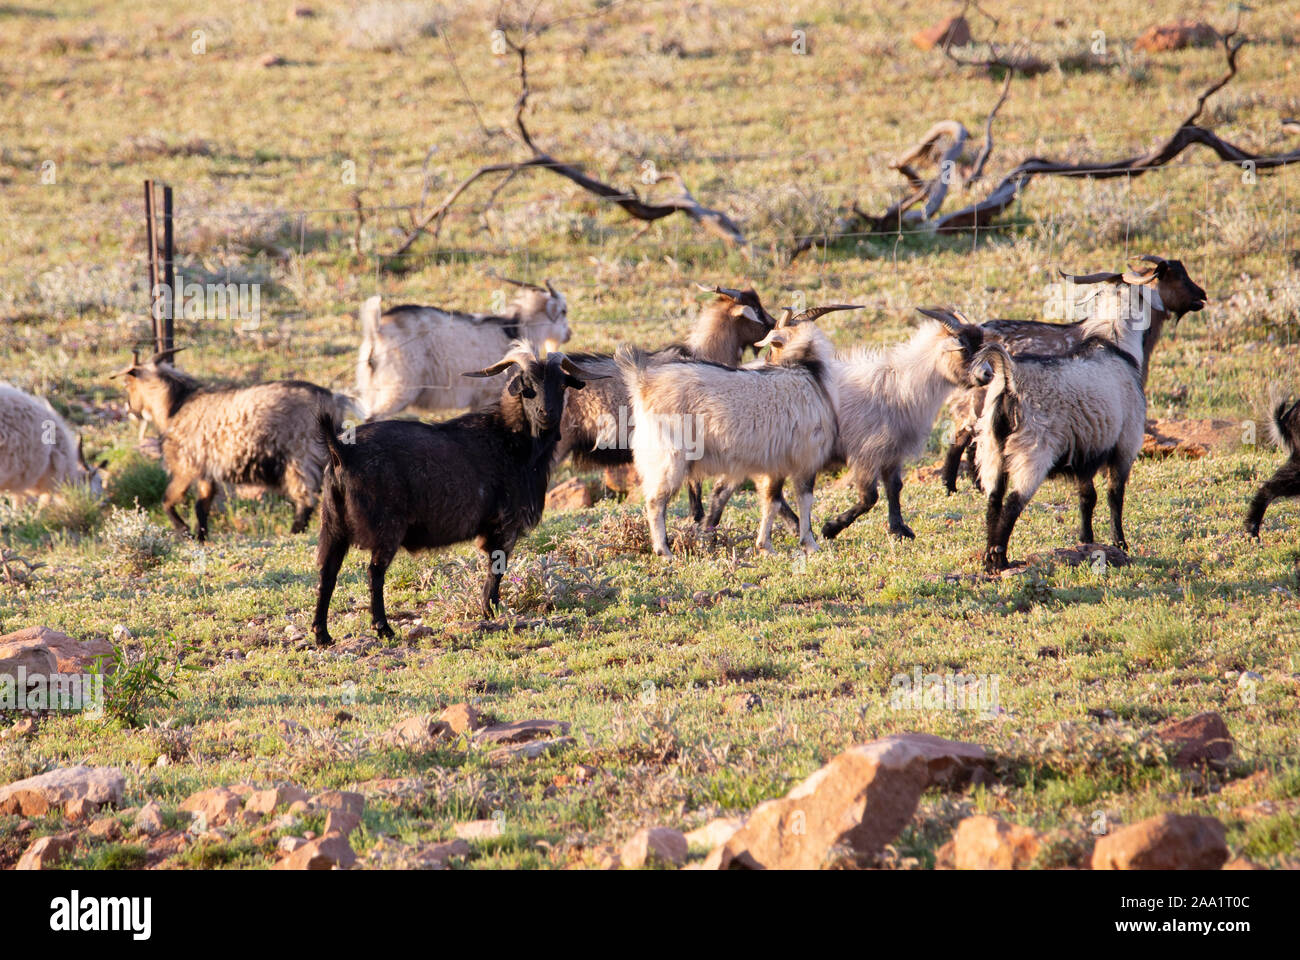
758, 303, 863, 363
1123, 255, 1207, 321
501, 277, 571, 351
109, 347, 191, 426
75, 435, 107, 498
464, 343, 604, 437
695, 284, 778, 357
915, 307, 988, 385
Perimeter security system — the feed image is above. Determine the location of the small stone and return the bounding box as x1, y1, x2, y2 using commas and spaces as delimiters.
178, 787, 242, 826
260, 53, 287, 67
453, 819, 503, 840
1092, 814, 1228, 870
324, 808, 362, 837
621, 827, 688, 868
135, 801, 165, 836
684, 817, 744, 850
545, 477, 593, 512
438, 703, 482, 736
277, 835, 307, 855
88, 817, 122, 841
384, 715, 452, 749
273, 833, 356, 870
476, 718, 570, 745
0, 765, 125, 818
912, 16, 972, 51
486, 736, 575, 766
948, 815, 1041, 869
246, 784, 310, 816
16, 833, 77, 870
1157, 712, 1233, 769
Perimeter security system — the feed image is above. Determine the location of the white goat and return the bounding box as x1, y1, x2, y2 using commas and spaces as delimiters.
616, 321, 838, 556
356, 278, 570, 418
972, 305, 1147, 571
0, 383, 103, 501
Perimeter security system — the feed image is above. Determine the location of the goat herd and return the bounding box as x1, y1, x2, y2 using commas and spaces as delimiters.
4, 257, 1300, 647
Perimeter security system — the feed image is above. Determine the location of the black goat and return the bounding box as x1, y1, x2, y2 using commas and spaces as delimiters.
1245, 397, 1300, 541
311, 344, 600, 645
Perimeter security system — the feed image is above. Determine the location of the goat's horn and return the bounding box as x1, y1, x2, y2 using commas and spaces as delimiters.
790, 304, 864, 325
754, 328, 787, 349
463, 358, 522, 379
554, 354, 610, 381
916, 306, 966, 332
545, 278, 558, 296
1058, 269, 1123, 284
108, 349, 142, 378
715, 286, 746, 301
150, 346, 186, 365
463, 343, 534, 379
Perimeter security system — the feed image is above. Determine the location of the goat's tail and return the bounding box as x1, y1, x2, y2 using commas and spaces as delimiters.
613, 343, 650, 393
316, 406, 349, 472
1271, 396, 1300, 455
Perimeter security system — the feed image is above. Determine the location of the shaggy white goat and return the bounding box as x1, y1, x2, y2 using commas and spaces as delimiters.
0, 383, 102, 501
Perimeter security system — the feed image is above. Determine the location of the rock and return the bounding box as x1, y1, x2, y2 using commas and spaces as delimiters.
454, 818, 503, 840
2, 717, 35, 740
0, 634, 58, 682
324, 808, 362, 837
277, 836, 307, 855
727, 692, 762, 713
545, 477, 593, 512
287, 800, 313, 816
16, 833, 77, 870
1158, 712, 1233, 769
948, 815, 1041, 869
1091, 814, 1228, 870
476, 718, 571, 745
260, 53, 287, 67
714, 734, 986, 869
384, 714, 452, 749
438, 702, 482, 736
0, 626, 115, 673
88, 817, 122, 840
178, 787, 242, 827
1135, 21, 1218, 54
1223, 856, 1264, 870
245, 784, 310, 816
354, 777, 425, 799
272, 833, 356, 870
277, 718, 308, 737
0, 766, 125, 818
287, 4, 315, 20
312, 790, 364, 817
911, 16, 972, 51
685, 817, 745, 850
487, 736, 575, 766
135, 801, 165, 836
365, 836, 470, 869
621, 827, 689, 868
1143, 418, 1239, 458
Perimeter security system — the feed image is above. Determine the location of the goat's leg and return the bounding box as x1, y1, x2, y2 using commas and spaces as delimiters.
366, 544, 398, 639
1106, 462, 1132, 553
822, 480, 878, 540
312, 536, 350, 646
983, 472, 1008, 571
989, 489, 1025, 572
754, 476, 781, 555
162, 473, 195, 537
704, 480, 738, 530
687, 480, 705, 524
883, 464, 914, 540
1245, 458, 1300, 539
774, 483, 800, 533
941, 430, 973, 494
1077, 475, 1098, 545
966, 440, 983, 493
194, 478, 217, 543
642, 460, 683, 557
479, 540, 512, 618
793, 474, 818, 554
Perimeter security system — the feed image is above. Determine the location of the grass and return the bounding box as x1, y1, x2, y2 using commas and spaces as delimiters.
1, 0, 1299, 869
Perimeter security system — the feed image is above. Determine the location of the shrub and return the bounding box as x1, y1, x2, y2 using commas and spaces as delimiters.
102, 505, 172, 574
39, 480, 103, 534
106, 451, 169, 509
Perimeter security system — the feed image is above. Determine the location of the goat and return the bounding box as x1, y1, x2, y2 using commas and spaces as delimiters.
616, 319, 838, 557
557, 284, 789, 525
0, 383, 103, 501
111, 349, 361, 541
355, 278, 570, 418
972, 306, 1147, 572
1244, 397, 1300, 540
940, 256, 1206, 492
312, 344, 602, 644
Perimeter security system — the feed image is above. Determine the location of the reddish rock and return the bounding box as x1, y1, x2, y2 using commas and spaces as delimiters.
0, 766, 124, 818
454, 818, 503, 840
312, 790, 364, 818
685, 817, 745, 850
272, 833, 356, 870
88, 817, 122, 841
621, 827, 689, 868
487, 736, 576, 766
438, 703, 482, 736
0, 626, 115, 673
384, 715, 452, 749
245, 784, 309, 816
135, 800, 165, 836
0, 634, 58, 681
602, 464, 640, 496
1158, 712, 1233, 768
1135, 21, 1218, 53
713, 734, 986, 869
476, 718, 571, 745
912, 16, 972, 51
1223, 856, 1263, 870
178, 787, 242, 827
1092, 814, 1228, 870
545, 477, 593, 512
949, 815, 1041, 869
16, 833, 77, 870
324, 808, 362, 837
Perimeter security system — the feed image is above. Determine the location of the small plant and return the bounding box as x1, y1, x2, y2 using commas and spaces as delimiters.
102, 504, 172, 574
0, 547, 44, 587
96, 636, 192, 728
106, 451, 169, 509
39, 479, 103, 534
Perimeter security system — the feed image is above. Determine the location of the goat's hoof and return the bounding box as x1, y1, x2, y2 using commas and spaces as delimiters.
800, 541, 819, 555
314, 631, 334, 647
1244, 524, 1261, 541
891, 524, 915, 541
820, 523, 840, 540
374, 623, 395, 640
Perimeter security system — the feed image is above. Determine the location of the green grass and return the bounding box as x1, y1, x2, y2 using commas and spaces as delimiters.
2, 0, 1299, 869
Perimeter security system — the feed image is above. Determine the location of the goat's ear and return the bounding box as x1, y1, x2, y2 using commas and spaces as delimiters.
736, 304, 760, 323
563, 374, 587, 390
506, 374, 525, 396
